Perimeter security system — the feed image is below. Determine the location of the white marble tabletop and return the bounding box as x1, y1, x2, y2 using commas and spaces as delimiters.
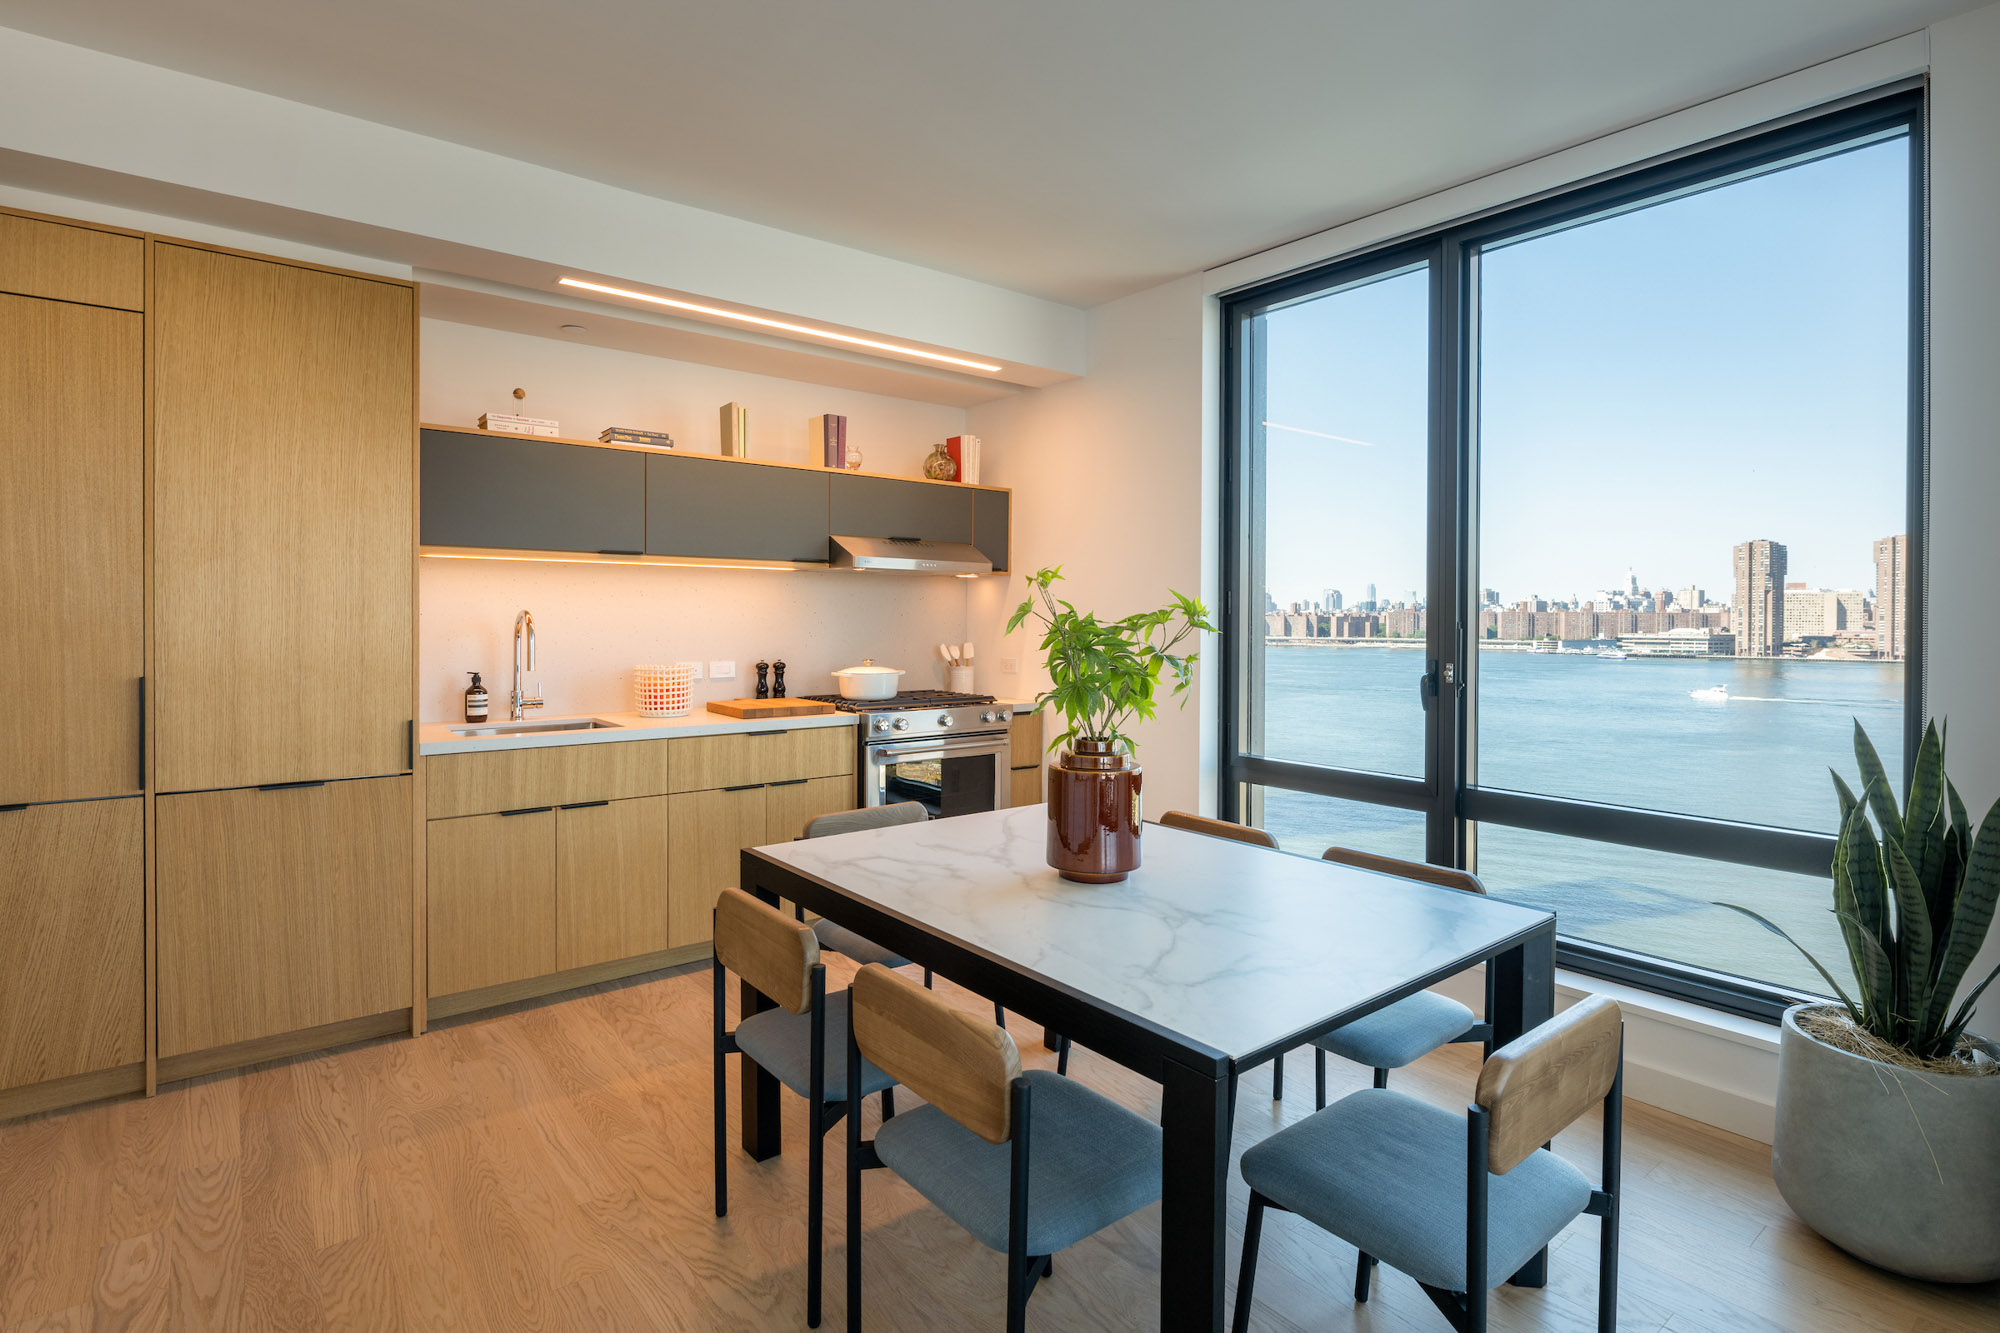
753, 805, 1553, 1063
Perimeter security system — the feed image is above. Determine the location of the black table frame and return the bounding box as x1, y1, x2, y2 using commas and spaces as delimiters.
739, 846, 1557, 1333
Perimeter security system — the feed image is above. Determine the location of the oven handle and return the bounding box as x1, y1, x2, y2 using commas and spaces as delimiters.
867, 738, 1010, 764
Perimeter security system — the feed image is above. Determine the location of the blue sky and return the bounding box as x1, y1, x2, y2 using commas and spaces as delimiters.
1259, 135, 1910, 609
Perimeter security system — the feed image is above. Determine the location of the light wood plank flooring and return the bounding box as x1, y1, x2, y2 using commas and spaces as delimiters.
1, 957, 1994, 1331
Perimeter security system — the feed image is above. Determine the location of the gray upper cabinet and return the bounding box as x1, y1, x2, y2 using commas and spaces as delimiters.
646, 455, 830, 563
971, 489, 1010, 573
829, 473, 972, 545
421, 430, 646, 553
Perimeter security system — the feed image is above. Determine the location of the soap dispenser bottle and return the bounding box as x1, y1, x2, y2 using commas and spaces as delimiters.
464, 671, 489, 723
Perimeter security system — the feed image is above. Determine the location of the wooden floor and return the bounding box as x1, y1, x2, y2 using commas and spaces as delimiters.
1, 958, 1994, 1332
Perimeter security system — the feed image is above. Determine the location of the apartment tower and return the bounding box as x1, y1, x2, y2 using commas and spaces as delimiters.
1732, 539, 1788, 657
1874, 533, 1909, 660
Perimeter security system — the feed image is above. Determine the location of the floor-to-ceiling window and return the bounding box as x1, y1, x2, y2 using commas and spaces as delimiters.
1221, 91, 1924, 1017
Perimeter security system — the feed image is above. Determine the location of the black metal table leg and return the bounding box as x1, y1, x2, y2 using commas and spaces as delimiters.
1488, 923, 1556, 1287
1160, 1054, 1231, 1331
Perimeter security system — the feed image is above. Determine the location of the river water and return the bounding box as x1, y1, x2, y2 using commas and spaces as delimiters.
1254, 644, 1908, 996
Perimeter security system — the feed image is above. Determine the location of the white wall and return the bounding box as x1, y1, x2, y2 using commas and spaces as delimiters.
965, 274, 1215, 816
418, 320, 972, 720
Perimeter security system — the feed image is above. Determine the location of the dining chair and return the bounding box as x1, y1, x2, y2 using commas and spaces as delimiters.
1159, 809, 1280, 849
1277, 846, 1492, 1108
711, 887, 898, 1328
844, 964, 1163, 1333
1234, 994, 1624, 1333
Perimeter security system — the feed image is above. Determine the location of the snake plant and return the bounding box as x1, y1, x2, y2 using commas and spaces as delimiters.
1722, 720, 2000, 1060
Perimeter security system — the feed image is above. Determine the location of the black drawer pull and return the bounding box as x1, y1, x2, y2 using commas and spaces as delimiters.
768, 778, 809, 788
0, 803, 26, 814
559, 800, 610, 810
500, 805, 554, 817
748, 730, 789, 738
258, 780, 326, 791
597, 548, 644, 556
723, 783, 764, 793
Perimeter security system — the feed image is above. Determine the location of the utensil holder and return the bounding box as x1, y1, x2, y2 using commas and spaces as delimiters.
947, 665, 976, 693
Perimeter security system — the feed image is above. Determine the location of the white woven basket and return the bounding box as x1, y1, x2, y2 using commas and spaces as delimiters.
634, 663, 694, 717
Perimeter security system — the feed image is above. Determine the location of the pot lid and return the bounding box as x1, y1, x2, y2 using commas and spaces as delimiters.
832, 659, 902, 675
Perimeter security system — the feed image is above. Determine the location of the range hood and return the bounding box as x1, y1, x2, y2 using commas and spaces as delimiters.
830, 534, 992, 576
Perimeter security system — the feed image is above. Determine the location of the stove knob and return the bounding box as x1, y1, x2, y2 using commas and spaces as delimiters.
872, 717, 891, 733
980, 711, 996, 723
937, 713, 955, 728
892, 716, 911, 731
998, 709, 1012, 721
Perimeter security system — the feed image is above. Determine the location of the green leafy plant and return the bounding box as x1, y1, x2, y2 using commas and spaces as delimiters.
1006, 566, 1214, 754
1720, 720, 2000, 1060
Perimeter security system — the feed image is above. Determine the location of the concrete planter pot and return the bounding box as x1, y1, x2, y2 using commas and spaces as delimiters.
1772, 1004, 2000, 1283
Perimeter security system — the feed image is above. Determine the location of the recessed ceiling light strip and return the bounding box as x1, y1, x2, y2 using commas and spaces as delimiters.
557, 277, 1004, 373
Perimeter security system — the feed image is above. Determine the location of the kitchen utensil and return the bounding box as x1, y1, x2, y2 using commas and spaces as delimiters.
706, 698, 837, 719
960, 642, 974, 664
939, 642, 955, 666
947, 665, 976, 693
831, 659, 905, 701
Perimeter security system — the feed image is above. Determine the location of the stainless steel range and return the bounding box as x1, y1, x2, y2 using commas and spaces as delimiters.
798, 690, 1014, 819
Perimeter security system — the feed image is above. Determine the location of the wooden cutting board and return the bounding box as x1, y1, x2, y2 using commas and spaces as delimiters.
705, 698, 838, 719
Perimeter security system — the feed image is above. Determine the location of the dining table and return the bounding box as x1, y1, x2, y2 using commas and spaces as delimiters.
738, 805, 1557, 1333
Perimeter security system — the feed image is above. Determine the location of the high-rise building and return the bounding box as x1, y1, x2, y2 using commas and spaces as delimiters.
1678, 584, 1705, 609
1324, 588, 1342, 611
1365, 583, 1377, 608
1874, 534, 1909, 660
1732, 539, 1788, 657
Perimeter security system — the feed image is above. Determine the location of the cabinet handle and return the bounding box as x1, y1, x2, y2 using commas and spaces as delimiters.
559, 800, 609, 810
0, 804, 26, 815
138, 676, 147, 790
500, 805, 554, 817
406, 719, 414, 771
723, 783, 764, 793
768, 778, 808, 788
258, 780, 326, 791
597, 548, 643, 556
747, 730, 788, 738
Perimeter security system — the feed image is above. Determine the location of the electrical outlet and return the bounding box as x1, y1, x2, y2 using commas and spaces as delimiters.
710, 660, 736, 681
1000, 657, 1020, 674
681, 661, 703, 681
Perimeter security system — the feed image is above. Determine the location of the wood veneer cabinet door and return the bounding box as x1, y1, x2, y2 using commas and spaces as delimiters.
556, 796, 671, 970
428, 810, 556, 996
0, 212, 143, 310
764, 775, 855, 843
0, 294, 143, 804
152, 245, 414, 791
156, 777, 413, 1056
666, 787, 768, 947
0, 799, 144, 1091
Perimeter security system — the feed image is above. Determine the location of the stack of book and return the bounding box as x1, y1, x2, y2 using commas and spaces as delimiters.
599, 426, 676, 449
719, 402, 749, 457
809, 414, 849, 468
479, 412, 560, 437
946, 434, 982, 484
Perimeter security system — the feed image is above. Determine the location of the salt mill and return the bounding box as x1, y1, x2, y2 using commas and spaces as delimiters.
755, 661, 770, 699
772, 660, 787, 698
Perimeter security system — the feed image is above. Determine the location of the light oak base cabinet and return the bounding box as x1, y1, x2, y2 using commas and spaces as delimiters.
157, 777, 413, 1057
556, 795, 672, 971
427, 809, 556, 996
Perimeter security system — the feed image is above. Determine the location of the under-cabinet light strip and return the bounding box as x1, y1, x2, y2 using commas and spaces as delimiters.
556, 277, 1005, 373
421, 551, 803, 572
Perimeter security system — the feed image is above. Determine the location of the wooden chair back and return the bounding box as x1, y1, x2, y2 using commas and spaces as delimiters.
1321, 845, 1486, 895
851, 963, 1022, 1145
1475, 994, 1623, 1173
804, 801, 928, 839
714, 887, 819, 1015
1160, 810, 1279, 849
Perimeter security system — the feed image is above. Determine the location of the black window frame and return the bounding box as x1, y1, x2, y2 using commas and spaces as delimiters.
1219, 88, 1927, 1023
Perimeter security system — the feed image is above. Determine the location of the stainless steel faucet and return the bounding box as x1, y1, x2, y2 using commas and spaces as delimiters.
512, 610, 544, 720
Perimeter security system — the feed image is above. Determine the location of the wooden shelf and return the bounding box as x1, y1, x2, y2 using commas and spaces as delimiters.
420, 422, 1008, 495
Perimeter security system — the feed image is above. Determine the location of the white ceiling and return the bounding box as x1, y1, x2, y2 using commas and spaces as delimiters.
0, 0, 1975, 307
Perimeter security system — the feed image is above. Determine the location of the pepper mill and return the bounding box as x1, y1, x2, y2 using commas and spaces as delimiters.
755, 660, 770, 699
772, 660, 787, 698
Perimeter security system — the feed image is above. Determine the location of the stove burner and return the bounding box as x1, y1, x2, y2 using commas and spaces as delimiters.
798, 689, 997, 714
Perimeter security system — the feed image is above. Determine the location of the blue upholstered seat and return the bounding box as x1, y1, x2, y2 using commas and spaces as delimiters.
1239, 1088, 1592, 1291
734, 990, 897, 1103
812, 917, 912, 969
1315, 989, 1477, 1071
872, 1070, 1163, 1255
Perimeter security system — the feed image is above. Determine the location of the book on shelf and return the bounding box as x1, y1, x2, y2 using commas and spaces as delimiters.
946, 434, 981, 484
600, 427, 676, 447
719, 402, 749, 457
809, 414, 848, 468
479, 412, 561, 436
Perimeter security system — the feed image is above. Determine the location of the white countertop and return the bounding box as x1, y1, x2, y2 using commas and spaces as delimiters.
753, 805, 1553, 1062
419, 708, 855, 756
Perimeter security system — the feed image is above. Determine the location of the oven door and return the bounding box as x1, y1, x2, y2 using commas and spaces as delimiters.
863, 735, 1011, 819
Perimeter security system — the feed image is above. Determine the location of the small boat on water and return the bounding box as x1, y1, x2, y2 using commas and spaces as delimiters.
1598, 649, 1629, 660
1690, 684, 1728, 702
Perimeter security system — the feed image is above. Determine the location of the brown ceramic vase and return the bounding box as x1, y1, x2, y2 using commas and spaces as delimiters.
1045, 738, 1142, 883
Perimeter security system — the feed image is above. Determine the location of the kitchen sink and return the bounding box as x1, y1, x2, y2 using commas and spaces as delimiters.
449, 717, 625, 738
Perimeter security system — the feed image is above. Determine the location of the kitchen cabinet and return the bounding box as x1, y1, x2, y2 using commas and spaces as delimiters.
666, 726, 853, 794
157, 777, 414, 1056
0, 291, 143, 804
0, 210, 143, 310
666, 785, 772, 948
427, 738, 672, 820
764, 775, 857, 843
422, 429, 647, 554
427, 808, 557, 996
830, 472, 972, 545
1009, 709, 1044, 805
647, 452, 830, 563
152, 243, 414, 791
972, 487, 1010, 574
556, 795, 673, 970
0, 799, 144, 1094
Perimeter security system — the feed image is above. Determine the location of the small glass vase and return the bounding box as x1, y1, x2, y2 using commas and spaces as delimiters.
923, 445, 958, 481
